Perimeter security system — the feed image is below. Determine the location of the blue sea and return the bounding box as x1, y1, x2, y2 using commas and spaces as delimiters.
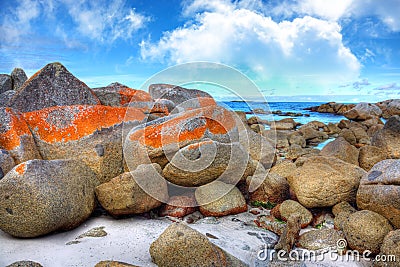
220, 101, 345, 125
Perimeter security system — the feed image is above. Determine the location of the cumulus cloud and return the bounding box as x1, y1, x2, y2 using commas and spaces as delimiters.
141, 0, 361, 88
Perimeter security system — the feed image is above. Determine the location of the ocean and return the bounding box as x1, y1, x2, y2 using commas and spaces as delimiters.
220, 101, 346, 125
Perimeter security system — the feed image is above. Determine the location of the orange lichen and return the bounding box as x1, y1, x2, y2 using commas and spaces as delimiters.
119, 88, 152, 105
198, 97, 217, 108
186, 139, 214, 150
15, 162, 26, 175
129, 106, 235, 148
23, 105, 145, 144
0, 108, 32, 150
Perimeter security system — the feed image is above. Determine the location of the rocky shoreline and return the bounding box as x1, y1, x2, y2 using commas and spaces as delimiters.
0, 62, 399, 267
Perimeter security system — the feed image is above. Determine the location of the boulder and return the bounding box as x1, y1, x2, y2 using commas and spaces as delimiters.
241, 128, 276, 169
248, 173, 290, 204
269, 160, 297, 179
287, 156, 366, 208
0, 149, 15, 179
377, 99, 400, 119
343, 210, 393, 254
0, 74, 12, 94
358, 145, 386, 171
124, 105, 240, 170
148, 83, 216, 110
344, 102, 382, 121
6, 261, 43, 267
332, 201, 357, 231
162, 140, 255, 187
270, 200, 313, 228
8, 62, 100, 112
159, 195, 197, 218
377, 230, 400, 267
320, 137, 359, 165
338, 128, 357, 145
0, 159, 99, 237
0, 90, 16, 107
150, 223, 246, 267
350, 126, 370, 146
92, 82, 152, 107
195, 181, 247, 217
356, 159, 400, 228
367, 124, 384, 137
288, 132, 306, 148
0, 107, 42, 164
372, 115, 400, 159
274, 214, 302, 253
296, 229, 345, 250
11, 67, 28, 91
23, 105, 145, 183
95, 164, 168, 216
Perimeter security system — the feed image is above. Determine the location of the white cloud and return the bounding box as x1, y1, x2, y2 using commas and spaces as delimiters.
61, 0, 150, 43
0, 0, 150, 46
141, 0, 361, 89
297, 0, 353, 21
0, 0, 40, 43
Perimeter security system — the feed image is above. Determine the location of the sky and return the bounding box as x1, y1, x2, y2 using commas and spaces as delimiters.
0, 0, 400, 102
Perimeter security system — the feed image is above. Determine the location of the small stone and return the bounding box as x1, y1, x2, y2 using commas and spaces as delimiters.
270, 200, 313, 228
296, 229, 345, 250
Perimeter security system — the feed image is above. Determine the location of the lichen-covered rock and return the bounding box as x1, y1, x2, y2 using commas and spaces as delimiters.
372, 115, 400, 159
0, 90, 16, 107
270, 200, 313, 228
163, 140, 255, 187
320, 137, 359, 165
195, 181, 247, 217
0, 74, 12, 94
0, 149, 15, 179
356, 159, 400, 228
0, 159, 99, 237
148, 83, 216, 109
344, 102, 382, 121
11, 67, 28, 91
269, 160, 297, 179
332, 201, 357, 231
92, 82, 152, 106
150, 223, 246, 267
296, 229, 345, 250
0, 107, 42, 164
95, 164, 168, 216
358, 145, 386, 171
8, 62, 100, 112
343, 210, 393, 254
288, 156, 366, 208
159, 195, 197, 218
124, 105, 240, 170
23, 105, 145, 183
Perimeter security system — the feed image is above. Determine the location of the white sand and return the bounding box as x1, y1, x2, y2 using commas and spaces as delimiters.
0, 212, 372, 267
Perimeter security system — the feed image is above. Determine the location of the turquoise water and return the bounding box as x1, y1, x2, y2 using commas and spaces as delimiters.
220, 101, 346, 125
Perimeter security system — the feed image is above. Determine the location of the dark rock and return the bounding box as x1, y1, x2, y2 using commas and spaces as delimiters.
11, 68, 28, 91
0, 159, 99, 237
8, 62, 100, 112
0, 149, 15, 179
6, 261, 43, 267
0, 74, 12, 94
0, 90, 16, 107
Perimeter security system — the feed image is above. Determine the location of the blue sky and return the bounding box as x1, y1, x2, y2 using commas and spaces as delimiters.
0, 0, 400, 102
